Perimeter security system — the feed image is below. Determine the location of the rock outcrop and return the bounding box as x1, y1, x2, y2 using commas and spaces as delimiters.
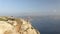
0, 16, 40, 34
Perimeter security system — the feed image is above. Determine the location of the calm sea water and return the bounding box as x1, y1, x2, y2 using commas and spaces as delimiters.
30, 16, 60, 34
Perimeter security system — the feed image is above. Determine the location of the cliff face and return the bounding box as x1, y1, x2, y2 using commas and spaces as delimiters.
0, 16, 40, 34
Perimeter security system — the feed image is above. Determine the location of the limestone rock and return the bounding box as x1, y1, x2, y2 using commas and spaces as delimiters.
0, 16, 40, 34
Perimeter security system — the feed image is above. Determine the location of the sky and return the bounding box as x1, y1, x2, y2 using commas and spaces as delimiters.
0, 0, 59, 16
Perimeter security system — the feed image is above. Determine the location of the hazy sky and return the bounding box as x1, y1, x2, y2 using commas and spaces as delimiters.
0, 0, 59, 16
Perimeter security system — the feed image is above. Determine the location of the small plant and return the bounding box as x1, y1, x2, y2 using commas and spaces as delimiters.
0, 18, 7, 21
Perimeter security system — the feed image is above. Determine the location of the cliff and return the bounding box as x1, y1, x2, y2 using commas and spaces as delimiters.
0, 16, 40, 34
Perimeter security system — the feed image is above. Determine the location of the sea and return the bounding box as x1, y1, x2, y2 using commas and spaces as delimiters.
19, 16, 60, 34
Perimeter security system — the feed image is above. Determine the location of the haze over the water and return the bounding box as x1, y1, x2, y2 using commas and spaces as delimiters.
0, 0, 59, 16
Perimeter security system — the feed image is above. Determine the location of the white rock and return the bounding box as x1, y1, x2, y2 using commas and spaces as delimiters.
0, 16, 40, 34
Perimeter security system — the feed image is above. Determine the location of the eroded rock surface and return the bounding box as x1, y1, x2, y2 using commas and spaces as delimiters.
0, 16, 40, 34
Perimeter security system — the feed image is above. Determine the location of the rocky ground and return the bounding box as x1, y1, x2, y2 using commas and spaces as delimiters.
0, 16, 40, 34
